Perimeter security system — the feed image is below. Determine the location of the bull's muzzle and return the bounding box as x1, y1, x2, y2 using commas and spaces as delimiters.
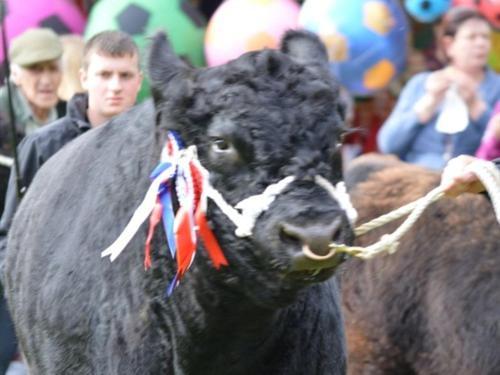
280, 217, 347, 271
290, 248, 346, 272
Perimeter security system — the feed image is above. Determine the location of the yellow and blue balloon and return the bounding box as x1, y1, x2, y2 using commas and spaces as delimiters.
299, 0, 409, 96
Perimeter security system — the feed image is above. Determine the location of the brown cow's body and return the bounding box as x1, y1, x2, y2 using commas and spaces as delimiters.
343, 154, 500, 375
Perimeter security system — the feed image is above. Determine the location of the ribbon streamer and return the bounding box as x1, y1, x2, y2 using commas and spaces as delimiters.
100, 163, 176, 262
101, 131, 228, 292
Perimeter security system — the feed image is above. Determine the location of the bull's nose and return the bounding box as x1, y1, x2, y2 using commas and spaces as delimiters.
280, 218, 343, 256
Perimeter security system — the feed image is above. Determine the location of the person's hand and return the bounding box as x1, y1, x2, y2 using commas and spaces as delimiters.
426, 70, 451, 98
446, 68, 486, 120
414, 70, 450, 123
440, 155, 486, 197
449, 69, 477, 102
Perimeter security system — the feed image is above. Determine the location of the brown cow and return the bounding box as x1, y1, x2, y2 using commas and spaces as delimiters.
343, 154, 500, 374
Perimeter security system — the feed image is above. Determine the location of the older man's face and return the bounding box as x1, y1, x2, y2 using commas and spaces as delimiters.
12, 60, 62, 112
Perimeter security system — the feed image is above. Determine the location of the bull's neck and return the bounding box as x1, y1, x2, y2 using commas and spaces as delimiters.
168, 275, 291, 374
155, 267, 344, 375
175, 273, 283, 334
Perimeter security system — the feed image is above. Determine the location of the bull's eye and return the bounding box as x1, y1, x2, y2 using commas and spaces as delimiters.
213, 138, 230, 151
208, 136, 241, 166
210, 137, 235, 154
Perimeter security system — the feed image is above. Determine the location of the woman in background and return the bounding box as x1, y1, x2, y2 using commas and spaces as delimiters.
378, 7, 500, 170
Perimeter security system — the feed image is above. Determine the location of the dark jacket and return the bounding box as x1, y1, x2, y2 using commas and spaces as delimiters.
0, 93, 89, 368
0, 93, 90, 242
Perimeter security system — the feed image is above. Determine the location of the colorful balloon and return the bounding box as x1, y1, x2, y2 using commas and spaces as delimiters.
477, 0, 500, 29
0, 0, 86, 62
451, 0, 478, 8
451, 0, 477, 8
85, 0, 206, 100
404, 0, 452, 23
70, 0, 98, 15
204, 0, 300, 67
299, 0, 409, 96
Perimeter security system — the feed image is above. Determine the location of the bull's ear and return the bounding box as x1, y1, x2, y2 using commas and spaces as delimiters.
147, 31, 192, 105
280, 30, 329, 69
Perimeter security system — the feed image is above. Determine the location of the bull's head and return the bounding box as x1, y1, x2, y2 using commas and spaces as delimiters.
148, 31, 354, 305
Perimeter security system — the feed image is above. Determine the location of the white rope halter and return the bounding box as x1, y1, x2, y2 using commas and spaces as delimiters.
101, 142, 358, 262
207, 175, 358, 238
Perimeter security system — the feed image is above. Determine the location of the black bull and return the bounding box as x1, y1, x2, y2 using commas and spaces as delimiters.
3, 31, 354, 374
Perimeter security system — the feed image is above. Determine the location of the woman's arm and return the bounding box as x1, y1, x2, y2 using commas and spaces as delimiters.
377, 73, 444, 156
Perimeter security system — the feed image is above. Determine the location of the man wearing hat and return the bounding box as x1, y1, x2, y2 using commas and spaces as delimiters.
0, 28, 65, 150
0, 28, 64, 252
0, 28, 63, 375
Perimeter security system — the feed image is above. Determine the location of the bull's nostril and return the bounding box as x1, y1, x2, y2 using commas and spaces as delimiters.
279, 219, 343, 256
279, 223, 302, 246
331, 226, 343, 244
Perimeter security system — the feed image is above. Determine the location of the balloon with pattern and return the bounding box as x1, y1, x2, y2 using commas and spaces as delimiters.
477, 0, 500, 29
70, 0, 98, 15
204, 0, 300, 67
85, 0, 206, 100
404, 0, 452, 23
0, 0, 86, 63
299, 0, 409, 96
452, 0, 500, 30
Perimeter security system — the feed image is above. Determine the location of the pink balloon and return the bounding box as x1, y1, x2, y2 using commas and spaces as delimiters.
0, 0, 86, 62
451, 0, 478, 8
205, 0, 300, 67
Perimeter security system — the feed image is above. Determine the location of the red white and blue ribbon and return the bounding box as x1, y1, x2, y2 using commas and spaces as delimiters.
101, 131, 228, 293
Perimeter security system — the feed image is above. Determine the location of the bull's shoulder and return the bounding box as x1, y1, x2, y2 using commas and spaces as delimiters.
13, 100, 157, 246
31, 100, 156, 189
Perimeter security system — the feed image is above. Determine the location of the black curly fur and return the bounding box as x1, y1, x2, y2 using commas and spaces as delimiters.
4, 31, 352, 374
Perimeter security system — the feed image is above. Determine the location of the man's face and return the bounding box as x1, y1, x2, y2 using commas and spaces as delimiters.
12, 60, 62, 111
80, 52, 142, 124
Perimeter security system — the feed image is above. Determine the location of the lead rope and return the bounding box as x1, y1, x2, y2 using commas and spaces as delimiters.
307, 159, 500, 261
